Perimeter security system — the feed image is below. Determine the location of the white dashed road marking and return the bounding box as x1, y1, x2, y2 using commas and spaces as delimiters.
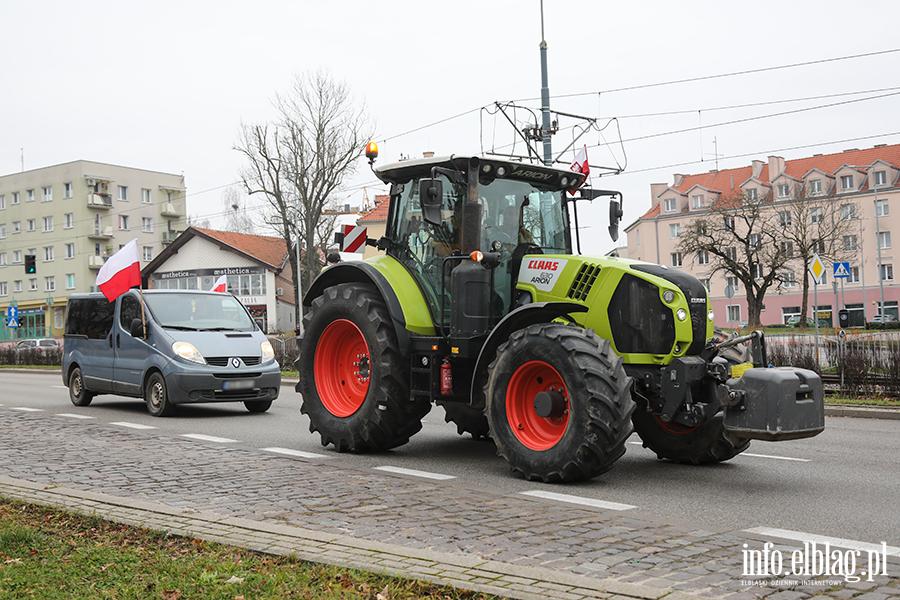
10, 407, 44, 412
261, 447, 329, 459
520, 490, 637, 511
738, 452, 810, 462
374, 466, 455, 480
744, 527, 900, 557
56, 413, 95, 419
110, 422, 157, 430
182, 434, 237, 443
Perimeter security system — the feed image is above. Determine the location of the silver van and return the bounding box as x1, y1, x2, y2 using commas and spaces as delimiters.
62, 290, 280, 416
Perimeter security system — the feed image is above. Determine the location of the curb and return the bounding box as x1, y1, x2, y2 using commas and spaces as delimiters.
0, 475, 700, 600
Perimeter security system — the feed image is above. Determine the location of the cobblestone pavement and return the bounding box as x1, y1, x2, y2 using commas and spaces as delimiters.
1, 409, 898, 600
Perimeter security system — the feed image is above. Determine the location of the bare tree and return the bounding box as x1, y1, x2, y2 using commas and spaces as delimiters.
679, 191, 790, 328
775, 184, 858, 324
235, 70, 373, 324
221, 186, 256, 234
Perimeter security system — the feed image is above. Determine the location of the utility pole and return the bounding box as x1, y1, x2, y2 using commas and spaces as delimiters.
539, 0, 552, 166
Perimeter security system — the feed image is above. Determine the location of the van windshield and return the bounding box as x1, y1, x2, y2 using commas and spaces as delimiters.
144, 293, 255, 331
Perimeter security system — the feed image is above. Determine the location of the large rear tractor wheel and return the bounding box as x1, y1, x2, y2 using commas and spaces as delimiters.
297, 283, 431, 452
485, 323, 634, 482
631, 407, 750, 464
438, 402, 490, 440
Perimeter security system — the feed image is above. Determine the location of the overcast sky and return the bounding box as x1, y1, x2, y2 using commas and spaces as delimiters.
3, 0, 899, 256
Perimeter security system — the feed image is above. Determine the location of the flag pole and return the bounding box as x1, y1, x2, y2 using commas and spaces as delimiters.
139, 281, 147, 339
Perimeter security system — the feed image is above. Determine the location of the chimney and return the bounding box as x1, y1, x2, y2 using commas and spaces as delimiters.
673, 174, 684, 187
768, 156, 785, 178
752, 160, 765, 178
650, 183, 668, 208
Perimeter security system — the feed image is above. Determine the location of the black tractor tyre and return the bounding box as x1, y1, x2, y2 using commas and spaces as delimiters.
297, 283, 431, 452
438, 402, 490, 440
631, 406, 750, 464
68, 367, 94, 407
485, 323, 635, 483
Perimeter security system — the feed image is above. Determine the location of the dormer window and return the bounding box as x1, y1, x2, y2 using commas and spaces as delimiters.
777, 184, 790, 198
746, 188, 758, 202
664, 198, 677, 212
875, 171, 888, 187
841, 175, 854, 190
809, 179, 822, 195
691, 194, 704, 209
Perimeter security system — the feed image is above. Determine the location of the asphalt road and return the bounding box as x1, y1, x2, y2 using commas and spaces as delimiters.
3, 369, 899, 548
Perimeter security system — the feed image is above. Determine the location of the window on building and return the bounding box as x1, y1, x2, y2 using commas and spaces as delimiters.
878, 231, 891, 249
810, 207, 823, 224
13, 250, 22, 263
669, 223, 681, 238
12, 192, 19, 204
26, 189, 35, 202
26, 219, 35, 232
42, 186, 52, 202
725, 247, 737, 261
664, 198, 677, 212
671, 252, 683, 267
813, 238, 825, 253
724, 216, 735, 231
13, 280, 22, 293
42, 216, 53, 232
749, 233, 760, 249
777, 184, 791, 198
746, 188, 758, 201
880, 263, 894, 282
66, 273, 76, 289
64, 182, 73, 198
778, 211, 791, 227
0, 194, 5, 210
780, 241, 793, 257
783, 270, 797, 288
0, 223, 5, 239
64, 243, 74, 259
875, 171, 888, 187
725, 276, 739, 291
43, 246, 54, 262
841, 175, 854, 190
0, 252, 6, 266
117, 186, 128, 201
691, 194, 704, 209
876, 199, 890, 217
843, 235, 857, 251
28, 278, 37, 291
753, 263, 764, 279
12, 221, 20, 234
0, 282, 7, 297
700, 278, 711, 291
142, 217, 153, 233
841, 204, 856, 220
44, 276, 55, 292
697, 250, 709, 265
727, 305, 741, 323
141, 188, 152, 204
849, 266, 860, 284
119, 215, 129, 230
143, 246, 153, 262
64, 213, 74, 229
809, 179, 822, 195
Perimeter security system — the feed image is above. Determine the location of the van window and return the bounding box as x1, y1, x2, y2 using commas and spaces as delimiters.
65, 298, 115, 339
119, 294, 143, 332
144, 293, 254, 331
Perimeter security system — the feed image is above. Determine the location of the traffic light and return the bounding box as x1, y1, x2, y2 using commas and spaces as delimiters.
24, 254, 36, 274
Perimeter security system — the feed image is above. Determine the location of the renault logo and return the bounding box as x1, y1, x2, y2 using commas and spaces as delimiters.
231, 357, 240, 368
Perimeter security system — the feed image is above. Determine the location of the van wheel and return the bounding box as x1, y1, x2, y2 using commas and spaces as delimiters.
68, 367, 94, 407
145, 372, 174, 417
244, 400, 272, 413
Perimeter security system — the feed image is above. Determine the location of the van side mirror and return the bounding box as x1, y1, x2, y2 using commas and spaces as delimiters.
418, 178, 443, 226
130, 318, 145, 338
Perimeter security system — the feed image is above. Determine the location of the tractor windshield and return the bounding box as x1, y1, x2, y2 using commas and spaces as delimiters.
389, 168, 571, 327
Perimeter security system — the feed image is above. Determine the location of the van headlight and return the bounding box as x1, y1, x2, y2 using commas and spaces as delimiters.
173, 341, 206, 364
261, 341, 275, 364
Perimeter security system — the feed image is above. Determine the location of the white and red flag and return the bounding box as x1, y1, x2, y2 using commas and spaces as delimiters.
570, 144, 590, 177
96, 239, 141, 302
211, 275, 228, 292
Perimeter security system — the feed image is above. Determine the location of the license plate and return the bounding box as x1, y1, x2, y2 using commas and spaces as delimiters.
223, 380, 255, 390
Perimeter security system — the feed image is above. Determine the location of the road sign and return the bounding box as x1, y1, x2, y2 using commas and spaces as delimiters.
6, 305, 19, 328
809, 253, 825, 285
833, 262, 850, 278
724, 285, 735, 299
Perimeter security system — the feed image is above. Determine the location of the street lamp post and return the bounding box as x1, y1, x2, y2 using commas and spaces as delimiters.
875, 188, 886, 326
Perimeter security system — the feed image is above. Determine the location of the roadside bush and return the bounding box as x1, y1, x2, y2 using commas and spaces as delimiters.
866, 321, 900, 330
0, 346, 61, 367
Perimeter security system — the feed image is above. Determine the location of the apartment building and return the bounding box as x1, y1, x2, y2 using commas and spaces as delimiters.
623, 144, 900, 327
0, 161, 187, 339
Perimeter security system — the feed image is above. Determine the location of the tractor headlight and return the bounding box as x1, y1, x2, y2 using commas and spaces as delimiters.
708, 309, 715, 321
173, 341, 206, 365
663, 290, 676, 304
261, 341, 275, 364
676, 308, 688, 322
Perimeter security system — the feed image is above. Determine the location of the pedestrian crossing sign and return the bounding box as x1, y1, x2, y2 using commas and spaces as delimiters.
833, 262, 850, 278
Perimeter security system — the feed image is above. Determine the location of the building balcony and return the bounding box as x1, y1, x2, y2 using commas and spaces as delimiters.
88, 255, 106, 269
162, 230, 183, 245
87, 193, 113, 208
160, 202, 182, 217
87, 225, 115, 240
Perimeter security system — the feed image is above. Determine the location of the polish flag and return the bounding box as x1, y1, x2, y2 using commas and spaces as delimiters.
570, 145, 590, 177
211, 275, 228, 293
96, 239, 141, 302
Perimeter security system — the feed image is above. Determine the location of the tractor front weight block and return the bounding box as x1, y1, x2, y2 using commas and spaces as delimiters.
723, 367, 824, 441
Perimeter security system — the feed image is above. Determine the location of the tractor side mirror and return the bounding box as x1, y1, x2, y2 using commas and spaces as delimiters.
418, 178, 443, 226
608, 199, 624, 242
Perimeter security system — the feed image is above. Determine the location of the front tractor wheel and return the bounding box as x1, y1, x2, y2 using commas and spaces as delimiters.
297, 283, 431, 452
485, 323, 635, 482
631, 406, 750, 464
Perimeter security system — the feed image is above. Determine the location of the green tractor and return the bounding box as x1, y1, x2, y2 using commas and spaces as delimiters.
295, 148, 824, 482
